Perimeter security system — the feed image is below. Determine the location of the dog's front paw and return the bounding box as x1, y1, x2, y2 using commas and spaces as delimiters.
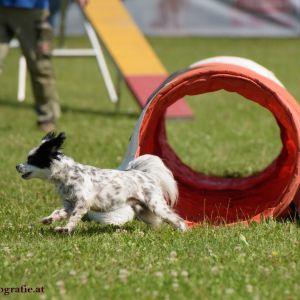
54, 226, 72, 234
41, 217, 53, 225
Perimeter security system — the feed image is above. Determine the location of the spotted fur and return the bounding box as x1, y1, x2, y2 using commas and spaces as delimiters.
16, 132, 187, 234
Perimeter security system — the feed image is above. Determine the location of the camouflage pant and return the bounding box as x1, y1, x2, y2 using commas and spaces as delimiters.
0, 7, 60, 123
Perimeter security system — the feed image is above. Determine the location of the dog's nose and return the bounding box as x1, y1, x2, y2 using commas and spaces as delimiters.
16, 164, 21, 172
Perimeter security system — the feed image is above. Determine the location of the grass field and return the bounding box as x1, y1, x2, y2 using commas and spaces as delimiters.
0, 36, 300, 299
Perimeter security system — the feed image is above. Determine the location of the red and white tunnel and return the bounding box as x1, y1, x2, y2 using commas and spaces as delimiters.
89, 56, 300, 228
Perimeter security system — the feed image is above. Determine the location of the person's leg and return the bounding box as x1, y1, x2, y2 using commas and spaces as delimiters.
10, 8, 61, 129
0, 8, 13, 76
48, 0, 61, 26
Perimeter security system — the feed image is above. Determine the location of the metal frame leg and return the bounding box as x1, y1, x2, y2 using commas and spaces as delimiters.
84, 21, 118, 104
17, 56, 27, 102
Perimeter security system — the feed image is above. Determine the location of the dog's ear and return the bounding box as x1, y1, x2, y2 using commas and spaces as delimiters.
42, 132, 56, 142
40, 132, 66, 154
52, 132, 66, 151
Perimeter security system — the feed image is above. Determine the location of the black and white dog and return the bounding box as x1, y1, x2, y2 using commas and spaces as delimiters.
16, 133, 187, 233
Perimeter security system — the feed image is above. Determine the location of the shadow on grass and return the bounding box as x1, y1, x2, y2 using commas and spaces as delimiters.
276, 203, 300, 227
0, 98, 140, 120
0, 98, 35, 110
38, 222, 142, 237
61, 104, 140, 119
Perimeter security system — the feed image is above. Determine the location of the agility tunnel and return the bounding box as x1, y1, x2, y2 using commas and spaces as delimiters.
117, 56, 300, 227
88, 57, 300, 227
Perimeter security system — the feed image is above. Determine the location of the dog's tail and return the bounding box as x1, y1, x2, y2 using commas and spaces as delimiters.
126, 154, 178, 206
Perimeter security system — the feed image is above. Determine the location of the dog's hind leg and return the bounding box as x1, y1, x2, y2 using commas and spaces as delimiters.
129, 197, 186, 231
148, 200, 187, 232
133, 204, 162, 227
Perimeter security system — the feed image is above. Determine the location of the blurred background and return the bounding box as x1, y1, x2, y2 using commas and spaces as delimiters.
52, 0, 300, 37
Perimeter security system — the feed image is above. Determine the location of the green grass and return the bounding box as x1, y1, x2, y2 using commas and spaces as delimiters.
0, 36, 300, 299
